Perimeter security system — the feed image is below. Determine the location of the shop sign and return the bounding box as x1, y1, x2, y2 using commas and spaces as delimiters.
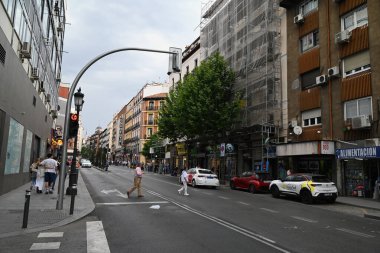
336, 146, 380, 159
320, 141, 334, 154
220, 143, 225, 157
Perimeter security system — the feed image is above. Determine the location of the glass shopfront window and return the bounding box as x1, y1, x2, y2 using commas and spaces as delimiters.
5, 118, 24, 174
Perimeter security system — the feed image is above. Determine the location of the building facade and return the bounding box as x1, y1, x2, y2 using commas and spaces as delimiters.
279, 0, 380, 198
0, 0, 66, 195
199, 0, 284, 181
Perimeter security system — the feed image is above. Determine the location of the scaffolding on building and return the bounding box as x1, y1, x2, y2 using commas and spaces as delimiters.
200, 0, 282, 163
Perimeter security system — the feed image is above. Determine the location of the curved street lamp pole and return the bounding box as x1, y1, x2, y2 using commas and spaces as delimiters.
56, 47, 180, 209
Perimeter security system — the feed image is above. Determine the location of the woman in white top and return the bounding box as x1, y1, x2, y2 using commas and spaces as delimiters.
178, 168, 189, 196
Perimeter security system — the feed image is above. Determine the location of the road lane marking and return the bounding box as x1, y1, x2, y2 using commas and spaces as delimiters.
291, 216, 318, 223
237, 201, 250, 206
147, 190, 290, 253
30, 242, 60, 250
96, 201, 169, 206
218, 196, 229, 200
336, 228, 375, 238
87, 221, 111, 253
260, 208, 279, 213
38, 232, 64, 238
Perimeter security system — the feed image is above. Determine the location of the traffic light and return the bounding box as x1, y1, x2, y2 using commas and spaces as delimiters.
68, 113, 79, 138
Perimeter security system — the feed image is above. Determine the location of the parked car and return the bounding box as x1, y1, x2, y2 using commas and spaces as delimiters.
81, 159, 92, 168
187, 168, 220, 188
269, 174, 338, 204
230, 171, 272, 193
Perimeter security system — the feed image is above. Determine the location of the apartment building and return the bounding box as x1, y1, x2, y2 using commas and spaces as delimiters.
0, 0, 66, 194
199, 0, 284, 180
279, 0, 380, 197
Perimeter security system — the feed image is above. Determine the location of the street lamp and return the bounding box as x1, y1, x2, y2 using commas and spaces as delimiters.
66, 88, 84, 195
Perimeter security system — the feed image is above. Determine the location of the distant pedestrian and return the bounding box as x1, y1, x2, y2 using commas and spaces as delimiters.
127, 163, 144, 198
40, 154, 58, 194
29, 158, 40, 190
35, 158, 45, 194
178, 168, 189, 196
287, 168, 293, 176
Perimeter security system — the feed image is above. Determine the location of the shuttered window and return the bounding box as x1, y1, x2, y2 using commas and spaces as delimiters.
343, 50, 370, 77
302, 108, 321, 127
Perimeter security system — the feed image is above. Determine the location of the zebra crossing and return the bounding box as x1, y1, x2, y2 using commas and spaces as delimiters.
29, 221, 110, 252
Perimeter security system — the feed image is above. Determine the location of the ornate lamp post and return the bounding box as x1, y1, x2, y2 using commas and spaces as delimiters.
66, 88, 84, 195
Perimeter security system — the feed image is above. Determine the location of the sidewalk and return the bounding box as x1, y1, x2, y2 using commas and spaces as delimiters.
0, 172, 95, 239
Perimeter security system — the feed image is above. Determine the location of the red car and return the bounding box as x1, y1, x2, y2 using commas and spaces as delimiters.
230, 171, 272, 193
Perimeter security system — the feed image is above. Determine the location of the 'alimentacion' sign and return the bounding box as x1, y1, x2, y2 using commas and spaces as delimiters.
336, 146, 380, 159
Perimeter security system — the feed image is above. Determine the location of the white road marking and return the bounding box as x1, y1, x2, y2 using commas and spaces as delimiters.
260, 208, 279, 213
87, 221, 111, 253
291, 216, 318, 223
96, 201, 169, 206
336, 228, 375, 238
30, 242, 60, 250
38, 232, 64, 238
237, 201, 250, 206
218, 196, 229, 200
147, 190, 290, 253
100, 189, 128, 198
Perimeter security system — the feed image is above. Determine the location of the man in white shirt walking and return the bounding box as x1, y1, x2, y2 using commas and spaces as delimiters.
40, 154, 58, 194
178, 168, 189, 196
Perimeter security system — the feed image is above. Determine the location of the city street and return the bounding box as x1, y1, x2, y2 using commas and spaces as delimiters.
1, 165, 379, 253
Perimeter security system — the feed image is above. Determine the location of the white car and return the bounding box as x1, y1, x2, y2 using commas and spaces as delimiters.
269, 174, 338, 204
187, 168, 220, 189
81, 159, 92, 168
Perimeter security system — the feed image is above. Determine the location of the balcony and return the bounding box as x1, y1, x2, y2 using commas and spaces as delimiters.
146, 106, 159, 111
144, 120, 157, 125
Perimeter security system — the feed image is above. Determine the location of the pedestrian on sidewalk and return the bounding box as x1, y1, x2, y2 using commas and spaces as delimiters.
40, 154, 58, 194
35, 158, 45, 194
127, 162, 144, 198
178, 168, 189, 196
29, 158, 39, 190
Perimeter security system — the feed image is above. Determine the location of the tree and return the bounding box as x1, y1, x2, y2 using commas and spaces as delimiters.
158, 52, 240, 142
142, 134, 162, 158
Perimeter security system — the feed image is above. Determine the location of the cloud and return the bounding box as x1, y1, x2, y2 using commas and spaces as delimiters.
62, 0, 201, 133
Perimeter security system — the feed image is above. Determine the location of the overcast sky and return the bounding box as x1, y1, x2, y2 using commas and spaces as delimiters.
61, 0, 202, 135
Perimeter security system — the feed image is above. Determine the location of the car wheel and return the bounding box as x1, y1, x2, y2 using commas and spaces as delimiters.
192, 180, 197, 188
271, 185, 280, 198
248, 184, 256, 194
230, 181, 236, 190
300, 190, 313, 204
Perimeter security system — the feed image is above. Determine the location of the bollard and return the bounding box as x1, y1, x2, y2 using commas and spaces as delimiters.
22, 190, 31, 228
69, 184, 77, 215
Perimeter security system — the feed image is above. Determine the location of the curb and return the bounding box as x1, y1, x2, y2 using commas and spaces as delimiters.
363, 213, 380, 221
336, 200, 380, 212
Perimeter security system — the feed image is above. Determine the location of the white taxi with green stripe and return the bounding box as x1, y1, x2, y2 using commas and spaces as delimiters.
269, 174, 338, 204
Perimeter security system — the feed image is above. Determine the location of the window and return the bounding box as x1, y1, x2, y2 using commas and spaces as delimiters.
194, 58, 198, 67
147, 128, 152, 137
342, 50, 370, 77
148, 114, 154, 124
186, 66, 189, 75
342, 5, 368, 31
300, 69, 320, 89
299, 0, 318, 15
149, 101, 154, 110
344, 97, 372, 120
300, 31, 319, 52
302, 108, 321, 127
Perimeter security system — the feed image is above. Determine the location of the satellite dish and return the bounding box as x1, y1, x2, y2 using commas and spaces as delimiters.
293, 126, 303, 135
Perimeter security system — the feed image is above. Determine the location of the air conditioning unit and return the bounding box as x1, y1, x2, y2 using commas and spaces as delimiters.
46, 94, 51, 102
20, 42, 31, 59
316, 75, 327, 85
335, 30, 351, 44
57, 22, 64, 32
31, 68, 39, 81
294, 14, 304, 24
50, 109, 58, 119
56, 73, 61, 82
39, 81, 45, 93
328, 66, 340, 78
351, 115, 371, 129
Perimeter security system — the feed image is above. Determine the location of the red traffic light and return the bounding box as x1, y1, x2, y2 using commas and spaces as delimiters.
70, 114, 78, 121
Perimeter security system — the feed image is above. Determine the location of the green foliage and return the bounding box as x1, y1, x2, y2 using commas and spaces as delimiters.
158, 53, 240, 141
142, 134, 162, 158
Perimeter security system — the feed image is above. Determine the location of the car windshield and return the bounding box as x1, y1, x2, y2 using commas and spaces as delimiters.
198, 169, 213, 174
311, 175, 331, 182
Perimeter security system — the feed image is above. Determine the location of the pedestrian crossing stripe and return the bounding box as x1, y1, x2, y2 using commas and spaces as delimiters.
30, 242, 61, 250
38, 232, 64, 238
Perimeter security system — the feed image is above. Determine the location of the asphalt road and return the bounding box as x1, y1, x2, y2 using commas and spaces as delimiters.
82, 166, 380, 253
1, 165, 379, 253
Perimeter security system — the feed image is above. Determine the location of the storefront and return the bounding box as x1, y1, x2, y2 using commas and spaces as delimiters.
336, 146, 380, 198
